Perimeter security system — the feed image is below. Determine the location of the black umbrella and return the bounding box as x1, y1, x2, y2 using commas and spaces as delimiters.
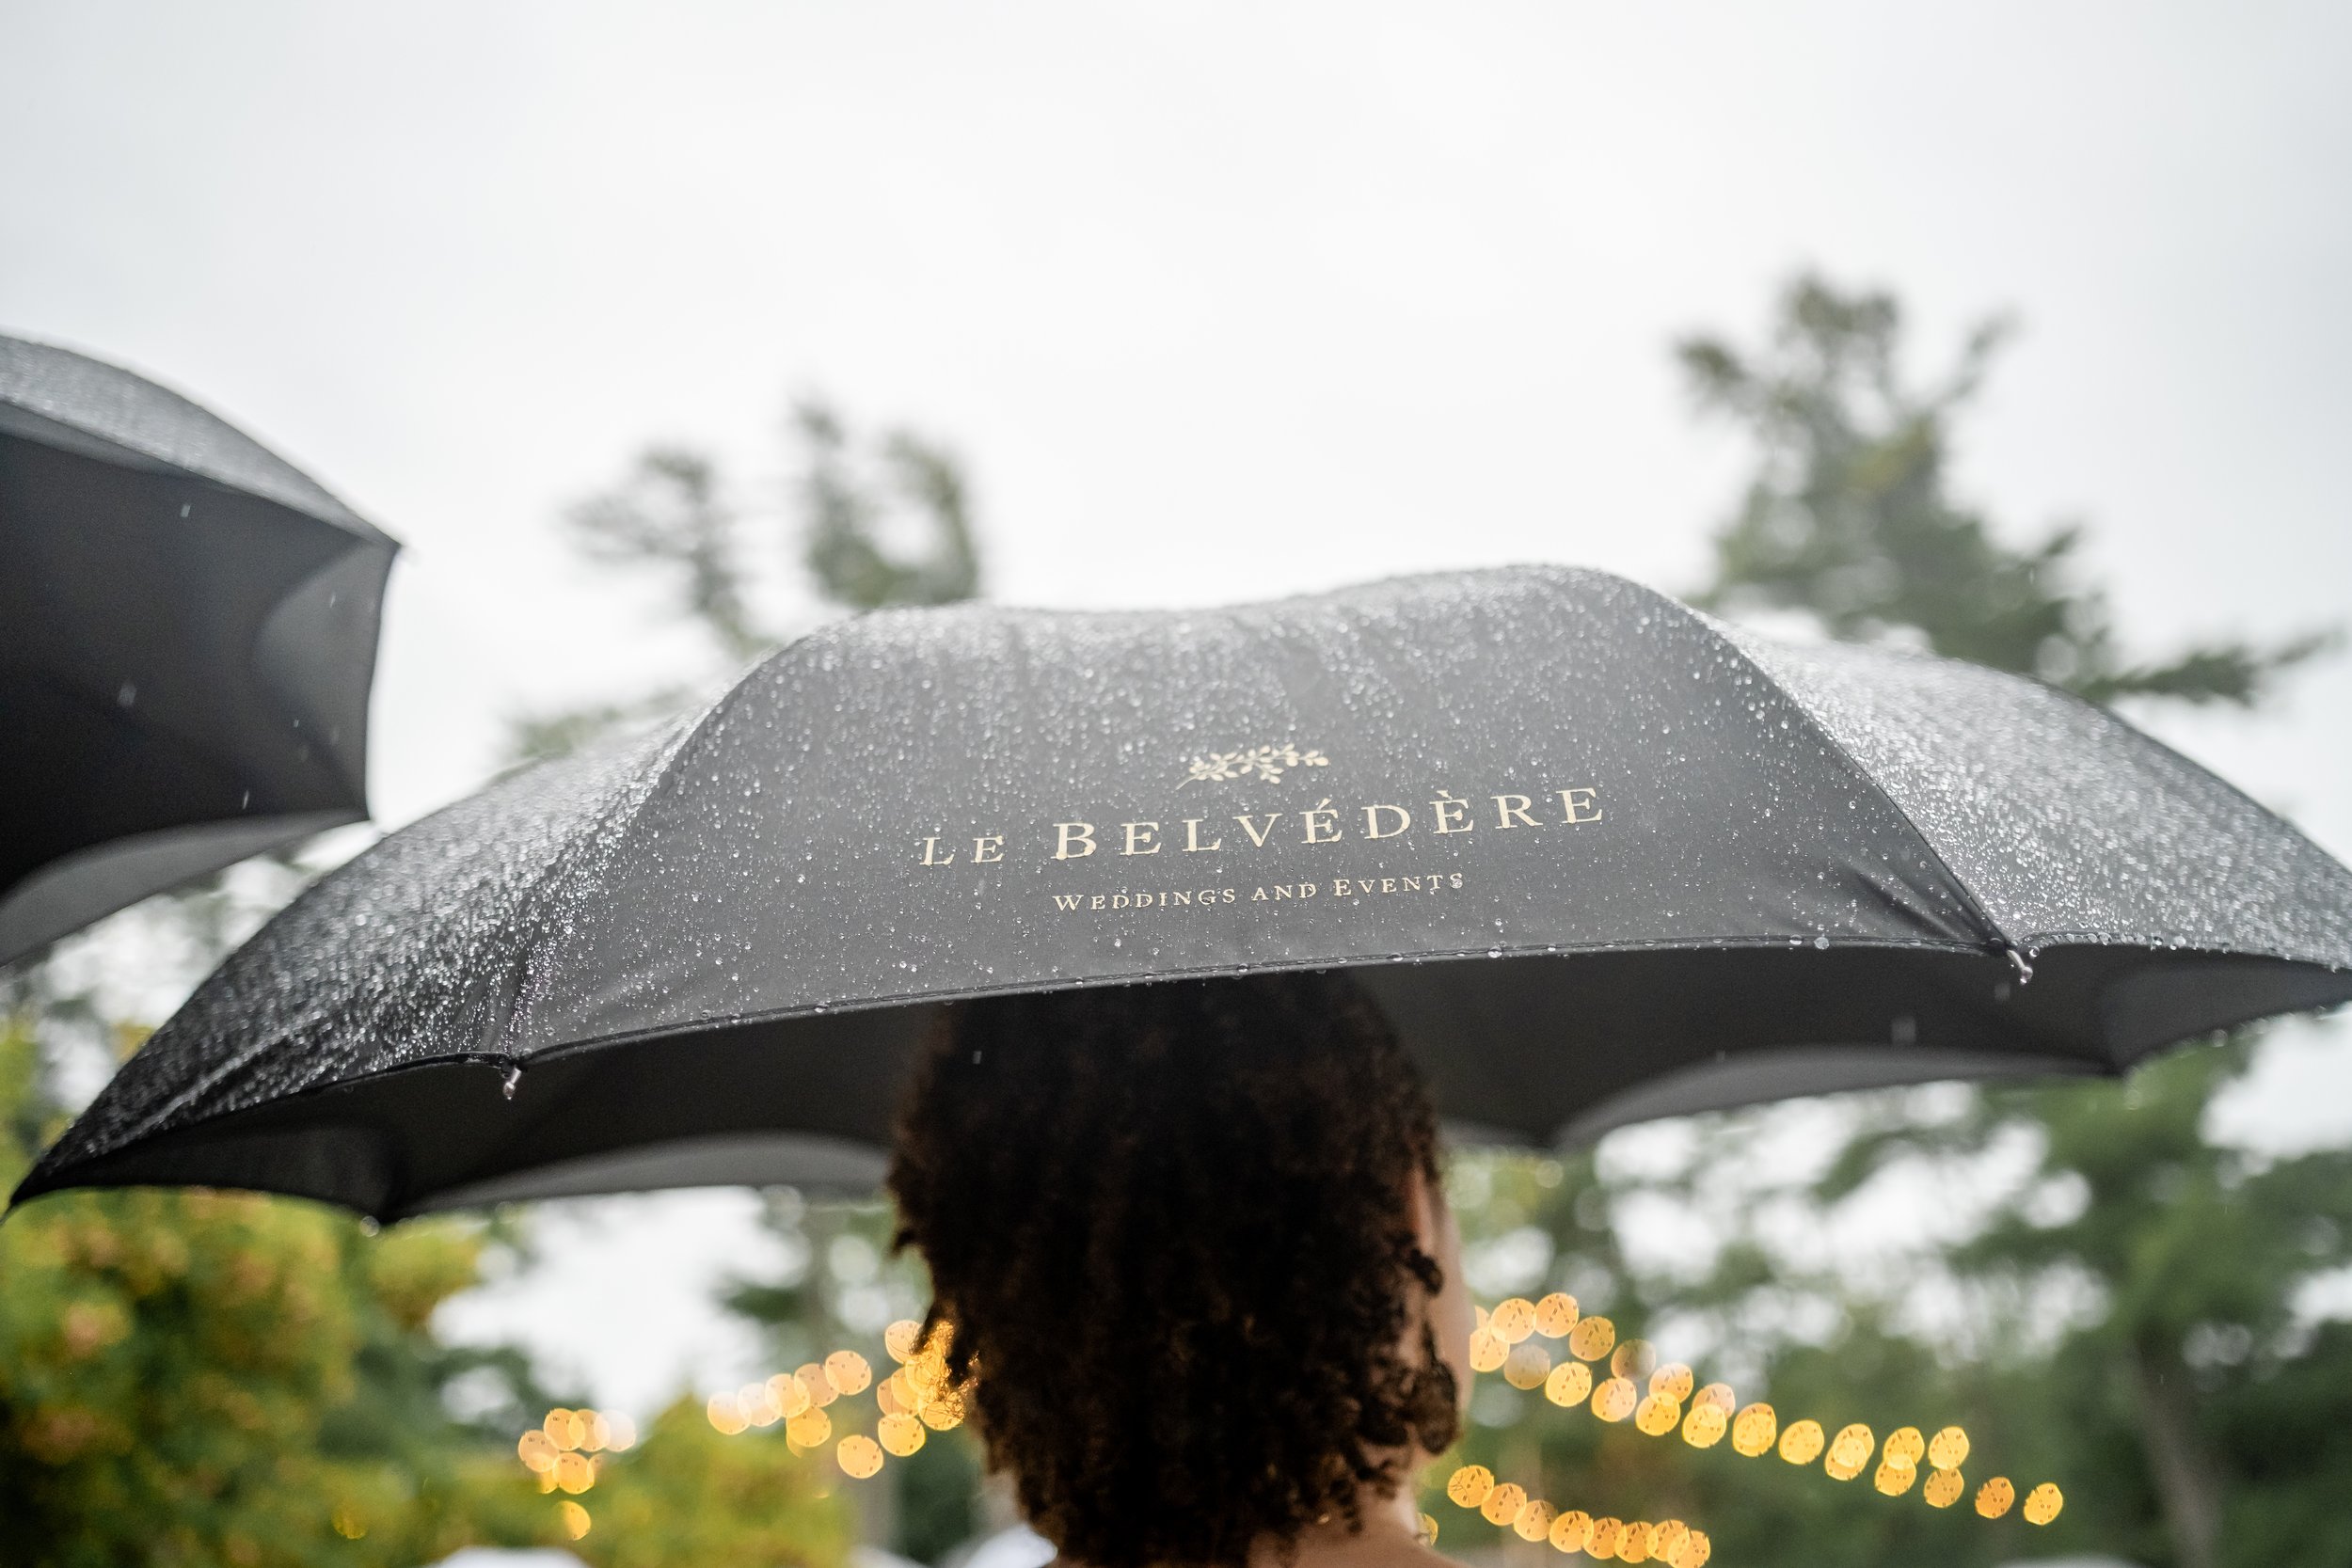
0, 334, 396, 965
14, 566, 2349, 1220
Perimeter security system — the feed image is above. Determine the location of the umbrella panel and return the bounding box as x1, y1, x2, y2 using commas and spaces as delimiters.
0, 434, 388, 956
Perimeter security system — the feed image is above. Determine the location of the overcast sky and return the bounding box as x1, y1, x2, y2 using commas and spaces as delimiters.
7, 0, 2348, 1413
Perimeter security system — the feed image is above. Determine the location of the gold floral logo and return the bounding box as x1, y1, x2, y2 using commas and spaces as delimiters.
1179, 743, 1329, 786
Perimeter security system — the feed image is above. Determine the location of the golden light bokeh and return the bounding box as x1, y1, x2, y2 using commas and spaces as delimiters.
1490, 1297, 1538, 1344
1824, 1422, 1874, 1481
559, 1500, 590, 1540
1680, 1402, 1727, 1449
1549, 1509, 1593, 1554
504, 1314, 2058, 1567
771, 1371, 812, 1419
825, 1350, 874, 1397
1445, 1464, 1495, 1509
906, 1353, 952, 1403
1777, 1418, 1825, 1465
879, 1412, 927, 1458
1634, 1393, 1682, 1436
1503, 1341, 1554, 1389
1591, 1375, 1639, 1423
1534, 1292, 1581, 1338
1417, 1513, 1439, 1548
1545, 1361, 1593, 1408
1610, 1338, 1658, 1382
837, 1433, 885, 1480
740, 1382, 783, 1428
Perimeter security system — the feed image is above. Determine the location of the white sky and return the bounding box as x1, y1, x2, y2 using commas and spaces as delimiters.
6, 0, 2349, 1415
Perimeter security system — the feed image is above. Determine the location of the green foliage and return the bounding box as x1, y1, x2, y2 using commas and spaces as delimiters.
1678, 274, 2330, 704
511, 396, 981, 765
0, 1017, 550, 1566
797, 401, 981, 614
565, 446, 766, 664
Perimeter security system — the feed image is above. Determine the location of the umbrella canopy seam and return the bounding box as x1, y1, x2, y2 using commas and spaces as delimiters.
1667, 595, 2020, 960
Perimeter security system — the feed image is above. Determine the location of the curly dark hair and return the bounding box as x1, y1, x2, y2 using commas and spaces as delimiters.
887, 973, 1459, 1568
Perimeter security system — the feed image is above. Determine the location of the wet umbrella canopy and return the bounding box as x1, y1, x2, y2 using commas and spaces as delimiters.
0, 334, 396, 964
15, 567, 2351, 1219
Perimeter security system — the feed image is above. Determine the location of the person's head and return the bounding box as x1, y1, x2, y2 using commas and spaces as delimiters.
887, 972, 1469, 1568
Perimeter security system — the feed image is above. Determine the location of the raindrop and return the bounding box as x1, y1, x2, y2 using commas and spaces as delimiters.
501, 1066, 522, 1101
1813, 934, 1830, 950
2007, 947, 2035, 984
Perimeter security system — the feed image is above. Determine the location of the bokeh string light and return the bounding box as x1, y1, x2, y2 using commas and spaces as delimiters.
511, 1294, 2066, 1559
511, 1404, 640, 1540
1451, 1297, 2066, 1561
510, 1319, 968, 1545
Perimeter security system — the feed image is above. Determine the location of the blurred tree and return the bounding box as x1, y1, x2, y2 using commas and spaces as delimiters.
1424, 274, 2344, 1568
1677, 273, 2344, 1568
512, 398, 981, 765
0, 1012, 558, 1566
797, 403, 981, 613
520, 392, 989, 1560
1680, 274, 2330, 702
